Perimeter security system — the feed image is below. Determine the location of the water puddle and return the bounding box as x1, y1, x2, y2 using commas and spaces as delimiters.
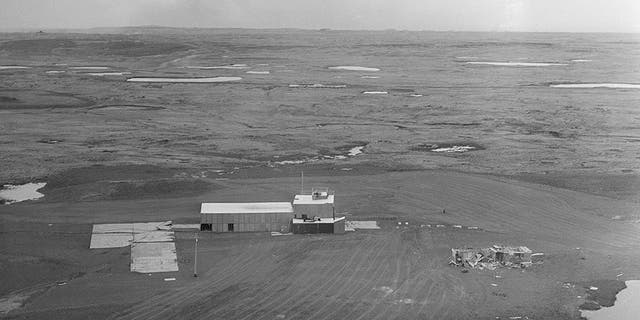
127, 77, 242, 83
432, 145, 476, 152
289, 84, 346, 89
246, 71, 270, 74
466, 61, 567, 66
87, 72, 131, 76
0, 183, 46, 204
272, 145, 366, 166
410, 142, 482, 153
571, 59, 593, 62
550, 83, 640, 89
581, 280, 640, 320
361, 76, 380, 79
348, 146, 365, 156
410, 94, 423, 97
329, 66, 380, 72
363, 91, 388, 95
45, 70, 65, 74
0, 66, 31, 70
69, 66, 110, 70
186, 64, 248, 69
0, 292, 32, 315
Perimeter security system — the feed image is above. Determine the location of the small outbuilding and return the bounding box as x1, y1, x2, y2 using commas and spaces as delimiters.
291, 216, 345, 234
200, 202, 293, 233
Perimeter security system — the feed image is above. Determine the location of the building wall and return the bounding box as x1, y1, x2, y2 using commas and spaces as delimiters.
201, 212, 292, 232
292, 222, 332, 234
293, 203, 334, 218
334, 219, 345, 234
291, 220, 345, 234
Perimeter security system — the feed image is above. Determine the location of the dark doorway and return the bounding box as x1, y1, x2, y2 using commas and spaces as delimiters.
200, 224, 212, 231
228, 223, 234, 232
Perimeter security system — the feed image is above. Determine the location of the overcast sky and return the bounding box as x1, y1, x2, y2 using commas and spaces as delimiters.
1, 0, 639, 32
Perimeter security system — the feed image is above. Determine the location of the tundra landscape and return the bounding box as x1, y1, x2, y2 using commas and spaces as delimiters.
1, 28, 639, 319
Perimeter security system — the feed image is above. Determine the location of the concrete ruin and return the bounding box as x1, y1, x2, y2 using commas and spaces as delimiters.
450, 245, 535, 270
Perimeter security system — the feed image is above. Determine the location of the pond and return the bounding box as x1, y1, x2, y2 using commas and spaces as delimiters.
581, 280, 640, 320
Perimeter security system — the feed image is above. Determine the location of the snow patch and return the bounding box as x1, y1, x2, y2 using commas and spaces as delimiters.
329, 66, 380, 72
127, 77, 242, 83
0, 183, 46, 204
466, 61, 567, 67
551, 83, 640, 89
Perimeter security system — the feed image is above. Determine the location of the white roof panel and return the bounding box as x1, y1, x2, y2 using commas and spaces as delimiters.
201, 202, 293, 214
292, 217, 345, 224
293, 194, 334, 205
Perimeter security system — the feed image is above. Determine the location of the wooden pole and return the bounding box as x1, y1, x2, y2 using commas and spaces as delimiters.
301, 171, 304, 194
193, 233, 198, 277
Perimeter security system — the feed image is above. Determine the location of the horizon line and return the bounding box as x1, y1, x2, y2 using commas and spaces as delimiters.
1, 25, 639, 34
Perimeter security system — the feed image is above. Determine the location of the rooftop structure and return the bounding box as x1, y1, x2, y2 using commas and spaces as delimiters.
292, 216, 345, 224
292, 187, 335, 219
200, 202, 294, 214
293, 194, 335, 205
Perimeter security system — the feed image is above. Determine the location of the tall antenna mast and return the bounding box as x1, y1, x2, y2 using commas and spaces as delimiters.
301, 171, 304, 194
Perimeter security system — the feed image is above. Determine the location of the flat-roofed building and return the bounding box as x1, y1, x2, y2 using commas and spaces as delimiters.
293, 187, 335, 219
200, 202, 294, 233
291, 216, 345, 234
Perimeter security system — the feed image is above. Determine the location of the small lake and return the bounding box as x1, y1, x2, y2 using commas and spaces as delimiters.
126, 77, 242, 83
466, 61, 567, 66
551, 83, 640, 89
581, 280, 640, 320
0, 183, 46, 204
329, 66, 380, 72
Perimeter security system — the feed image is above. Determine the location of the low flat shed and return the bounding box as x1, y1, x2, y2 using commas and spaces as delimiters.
291, 216, 346, 234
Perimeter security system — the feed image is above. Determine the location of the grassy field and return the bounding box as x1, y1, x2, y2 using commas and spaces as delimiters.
1, 28, 639, 319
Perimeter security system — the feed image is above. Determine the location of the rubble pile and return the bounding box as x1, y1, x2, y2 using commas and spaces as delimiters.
450, 245, 542, 270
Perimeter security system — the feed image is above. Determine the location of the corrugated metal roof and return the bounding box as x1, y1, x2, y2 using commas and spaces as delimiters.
293, 194, 334, 205
201, 202, 294, 214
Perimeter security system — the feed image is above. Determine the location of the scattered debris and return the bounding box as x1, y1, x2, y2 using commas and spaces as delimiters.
394, 298, 414, 304
346, 221, 380, 230
374, 286, 394, 296
491, 283, 498, 287
450, 245, 535, 270
164, 278, 176, 281
589, 286, 599, 291
270, 232, 293, 236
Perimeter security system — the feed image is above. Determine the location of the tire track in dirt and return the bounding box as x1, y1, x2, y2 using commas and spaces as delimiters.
317, 234, 398, 320
265, 234, 385, 320
191, 240, 311, 319
214, 238, 330, 320
112, 240, 276, 320
188, 239, 315, 319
